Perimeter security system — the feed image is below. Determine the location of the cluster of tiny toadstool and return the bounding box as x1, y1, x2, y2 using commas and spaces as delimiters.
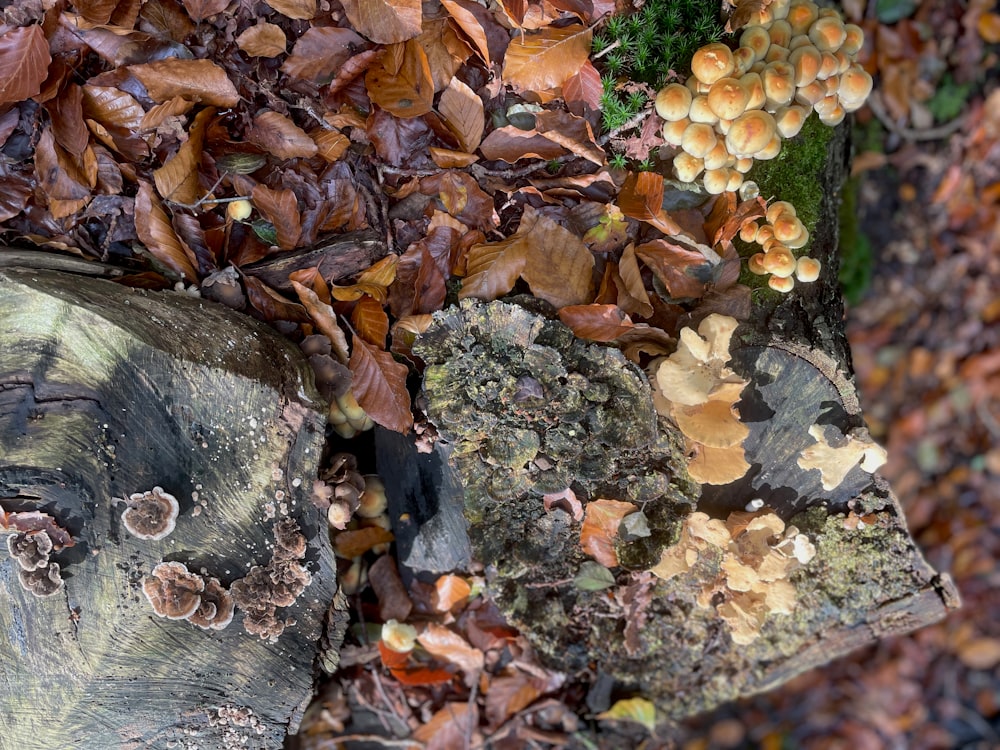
741, 199, 822, 292
655, 0, 873, 196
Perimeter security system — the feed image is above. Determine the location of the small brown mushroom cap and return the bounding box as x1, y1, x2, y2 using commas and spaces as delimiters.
733, 46, 757, 75
673, 152, 705, 183
766, 200, 797, 223
692, 42, 736, 84
809, 16, 847, 52
786, 0, 819, 35
740, 72, 766, 111
739, 221, 760, 243
7, 531, 53, 571
768, 20, 793, 48
785, 225, 810, 249
726, 110, 777, 157
19, 563, 63, 597
819, 102, 846, 126
704, 140, 735, 170
143, 561, 205, 620
768, 274, 796, 293
764, 44, 790, 64
748, 252, 768, 275
788, 33, 813, 50
817, 51, 840, 80
772, 213, 805, 242
755, 223, 776, 244
775, 104, 809, 138
795, 80, 826, 107
689, 95, 719, 124
838, 64, 874, 109
655, 83, 693, 122
661, 118, 690, 146
789, 45, 823, 87
762, 246, 797, 277
841, 23, 865, 56
703, 168, 730, 195
681, 122, 718, 158
707, 77, 751, 120
122, 487, 180, 541
187, 577, 235, 630
814, 94, 841, 119
823, 74, 841, 96
762, 62, 796, 109
739, 26, 772, 62
754, 134, 783, 160
725, 169, 745, 192
795, 256, 822, 282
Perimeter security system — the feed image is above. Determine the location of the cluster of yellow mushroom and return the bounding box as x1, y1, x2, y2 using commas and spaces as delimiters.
329, 389, 374, 439
740, 200, 822, 292
655, 0, 873, 195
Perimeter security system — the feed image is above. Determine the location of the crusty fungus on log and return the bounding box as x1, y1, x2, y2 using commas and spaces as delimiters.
121, 486, 180, 541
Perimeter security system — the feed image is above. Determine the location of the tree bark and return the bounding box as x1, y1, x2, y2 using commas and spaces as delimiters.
0, 265, 343, 748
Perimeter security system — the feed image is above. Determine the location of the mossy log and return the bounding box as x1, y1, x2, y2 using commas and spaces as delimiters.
384, 121, 961, 724
0, 265, 343, 748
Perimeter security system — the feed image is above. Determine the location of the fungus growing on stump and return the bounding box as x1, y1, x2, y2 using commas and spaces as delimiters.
122, 487, 180, 541
19, 563, 64, 598
142, 561, 205, 620
187, 577, 236, 631
7, 531, 53, 572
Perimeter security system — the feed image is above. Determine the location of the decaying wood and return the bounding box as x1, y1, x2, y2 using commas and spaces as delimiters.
243, 231, 387, 292
0, 266, 343, 748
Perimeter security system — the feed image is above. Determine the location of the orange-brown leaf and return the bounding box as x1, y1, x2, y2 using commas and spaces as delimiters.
247, 110, 318, 160
430, 147, 478, 168
152, 106, 212, 205
129, 59, 239, 107
280, 26, 364, 82
349, 335, 412, 433
580, 499, 636, 567
413, 703, 478, 745
0, 25, 51, 106
181, 0, 229, 21
417, 623, 484, 685
134, 181, 199, 281
478, 125, 566, 162
290, 280, 350, 362
333, 526, 394, 558
440, 0, 491, 62
236, 23, 287, 57
503, 24, 592, 95
459, 233, 528, 302
485, 673, 543, 728
264, 0, 316, 19
635, 239, 712, 300
244, 276, 311, 322
558, 305, 635, 342
439, 76, 484, 153
432, 574, 472, 612
618, 171, 684, 236
616, 244, 654, 318
518, 206, 595, 309
563, 59, 604, 116
340, 0, 421, 44
251, 184, 302, 250
82, 85, 145, 133
366, 40, 434, 118
351, 294, 390, 349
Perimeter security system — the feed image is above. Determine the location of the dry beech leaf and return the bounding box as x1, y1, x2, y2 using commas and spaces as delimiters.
432, 574, 471, 611
503, 24, 592, 95
563, 59, 604, 116
291, 280, 350, 363
251, 185, 301, 250
351, 294, 389, 349
440, 0, 492, 63
438, 76, 484, 153
281, 26, 364, 82
366, 40, 434, 118
47, 83, 89, 156
416, 623, 484, 686
635, 238, 712, 300
0, 25, 51, 106
430, 147, 478, 168
618, 171, 685, 236
244, 276, 311, 322
265, 0, 316, 20
485, 673, 543, 727
534, 109, 603, 165
479, 125, 566, 162
417, 18, 467, 91
181, 0, 229, 21
413, 703, 478, 747
248, 110, 317, 160
369, 554, 412, 623
558, 304, 635, 342
459, 221, 529, 300
349, 335, 412, 434
134, 180, 198, 281
152, 107, 213, 205
616, 244, 654, 318
311, 128, 350, 162
141, 96, 195, 131
519, 207, 595, 308
340, 0, 421, 44
236, 23, 287, 57
580, 499, 636, 567
333, 526, 394, 558
81, 85, 145, 134
129, 59, 239, 107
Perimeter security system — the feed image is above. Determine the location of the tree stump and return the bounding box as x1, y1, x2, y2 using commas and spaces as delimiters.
0, 265, 343, 748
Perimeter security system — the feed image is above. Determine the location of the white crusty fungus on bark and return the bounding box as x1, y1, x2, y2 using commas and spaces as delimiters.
797, 423, 888, 491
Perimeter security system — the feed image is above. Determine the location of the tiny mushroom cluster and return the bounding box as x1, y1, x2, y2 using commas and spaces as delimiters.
651, 509, 817, 644
300, 334, 374, 439
740, 199, 822, 293
655, 0, 873, 196
1, 505, 75, 598
651, 314, 751, 485
142, 560, 236, 630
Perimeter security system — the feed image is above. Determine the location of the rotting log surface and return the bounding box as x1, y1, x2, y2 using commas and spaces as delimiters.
0, 266, 343, 748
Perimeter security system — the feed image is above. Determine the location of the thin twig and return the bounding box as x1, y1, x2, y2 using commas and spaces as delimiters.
597, 108, 651, 146
317, 735, 423, 748
165, 173, 230, 210
591, 39, 621, 60
867, 92, 968, 142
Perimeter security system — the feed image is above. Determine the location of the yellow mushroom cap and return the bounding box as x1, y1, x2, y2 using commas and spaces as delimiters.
768, 20, 793, 48
741, 72, 766, 110
703, 168, 730, 195
686, 76, 712, 95
789, 45, 823, 87
661, 118, 690, 147
819, 102, 845, 126
755, 223, 776, 244
795, 80, 826, 107
788, 34, 813, 50
775, 104, 808, 138
739, 26, 772, 62
762, 61, 796, 109
764, 44, 791, 64
725, 169, 744, 192
763, 246, 797, 277
734, 156, 755, 173
824, 74, 841, 96
786, 0, 819, 35
814, 94, 840, 118
809, 16, 847, 52
772, 213, 805, 242
766, 201, 796, 223
733, 46, 757, 75
785, 224, 809, 249
748, 252, 768, 275
817, 51, 840, 80
842, 24, 865, 56
704, 140, 735, 170
726, 110, 777, 157
655, 83, 693, 121
755, 133, 783, 160
770, 0, 792, 21
707, 77, 751, 120
681, 122, 718, 158
838, 64, 873, 107
689, 95, 719, 124
768, 274, 796, 293
762, 236, 786, 252
673, 152, 705, 183
795, 256, 822, 282
739, 221, 760, 243
691, 42, 736, 85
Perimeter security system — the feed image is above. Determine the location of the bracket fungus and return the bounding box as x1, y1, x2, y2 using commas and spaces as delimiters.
7, 530, 53, 572
797, 423, 888, 491
142, 561, 206, 620
122, 486, 180, 541
19, 563, 64, 598
187, 576, 236, 631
